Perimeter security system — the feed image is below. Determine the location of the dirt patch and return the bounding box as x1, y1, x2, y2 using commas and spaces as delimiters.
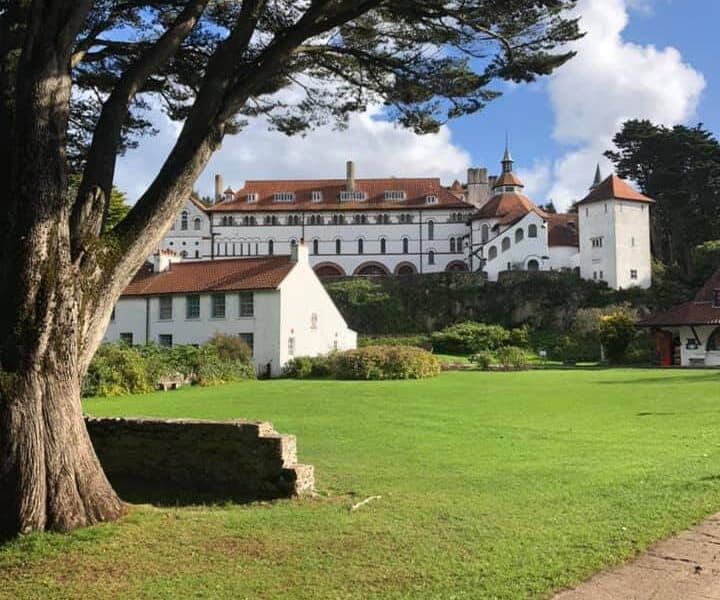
554, 513, 720, 600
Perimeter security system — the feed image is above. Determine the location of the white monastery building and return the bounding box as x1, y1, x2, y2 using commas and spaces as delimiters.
159, 149, 654, 290
105, 243, 357, 377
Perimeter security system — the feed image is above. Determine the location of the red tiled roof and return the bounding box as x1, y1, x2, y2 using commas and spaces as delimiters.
492, 172, 524, 188
577, 175, 654, 206
547, 214, 579, 247
208, 178, 472, 212
638, 268, 720, 327
471, 192, 546, 223
122, 257, 295, 297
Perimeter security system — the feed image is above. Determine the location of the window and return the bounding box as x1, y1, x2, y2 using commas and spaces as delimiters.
450, 238, 456, 253
428, 250, 435, 265
335, 239, 342, 255
591, 236, 604, 248
481, 224, 489, 243
381, 238, 387, 254
707, 328, 720, 351
313, 239, 319, 255
186, 295, 200, 319
630, 269, 638, 280
211, 294, 226, 319
311, 191, 323, 202
110, 306, 116, 322
488, 246, 497, 261
246, 193, 258, 203
193, 217, 202, 231
273, 192, 295, 203
501, 237, 510, 252
604, 203, 608, 213
384, 190, 406, 201
527, 259, 540, 271
181, 211, 188, 230
357, 239, 364, 255
268, 240, 274, 255
159, 296, 173, 320
714, 290, 720, 308
158, 334, 173, 348
288, 336, 296, 356
339, 191, 367, 202
599, 270, 604, 280
402, 237, 409, 254
239, 333, 254, 355
311, 312, 318, 330
631, 237, 636, 247
528, 224, 538, 238
427, 220, 435, 241
593, 271, 597, 280
239, 292, 254, 317
119, 332, 133, 345
515, 229, 524, 243
425, 195, 439, 205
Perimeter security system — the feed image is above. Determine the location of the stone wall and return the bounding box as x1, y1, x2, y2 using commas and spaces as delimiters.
86, 417, 314, 503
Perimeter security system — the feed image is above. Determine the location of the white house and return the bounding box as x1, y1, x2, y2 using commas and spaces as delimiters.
104, 244, 357, 377
159, 150, 653, 290
639, 268, 720, 367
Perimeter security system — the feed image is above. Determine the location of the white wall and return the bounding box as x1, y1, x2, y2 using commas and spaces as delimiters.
161, 199, 212, 259
277, 245, 357, 372
613, 201, 652, 289
678, 325, 720, 367
578, 200, 617, 288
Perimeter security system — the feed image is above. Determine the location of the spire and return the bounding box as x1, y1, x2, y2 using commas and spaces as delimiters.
501, 134, 514, 174
591, 163, 602, 189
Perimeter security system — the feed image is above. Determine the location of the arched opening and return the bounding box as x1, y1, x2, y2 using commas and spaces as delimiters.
267, 240, 274, 255
395, 262, 417, 276
402, 237, 409, 254
428, 250, 436, 265
707, 327, 720, 352
354, 262, 390, 277
501, 237, 511, 252
488, 246, 498, 261
450, 238, 456, 253
312, 239, 319, 255
427, 220, 435, 241
380, 238, 387, 254
335, 239, 342, 255
194, 217, 202, 231
357, 239, 364, 255
314, 263, 346, 279
527, 259, 540, 271
515, 228, 524, 243
181, 211, 189, 230
528, 224, 538, 238
446, 261, 468, 272
481, 224, 489, 243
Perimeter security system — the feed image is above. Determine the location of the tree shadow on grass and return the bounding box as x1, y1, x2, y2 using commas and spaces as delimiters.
597, 373, 720, 385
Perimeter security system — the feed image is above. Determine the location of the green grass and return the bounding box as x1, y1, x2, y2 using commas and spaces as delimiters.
2, 369, 720, 599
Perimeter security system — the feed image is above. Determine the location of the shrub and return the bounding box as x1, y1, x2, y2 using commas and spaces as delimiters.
334, 346, 440, 380
471, 351, 495, 371
83, 343, 152, 397
599, 310, 638, 364
283, 356, 315, 379
431, 322, 511, 355
495, 346, 531, 370
207, 333, 253, 363
359, 334, 431, 349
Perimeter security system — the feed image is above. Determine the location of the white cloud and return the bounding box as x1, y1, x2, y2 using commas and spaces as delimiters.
517, 159, 552, 201
114, 103, 471, 202
544, 0, 705, 209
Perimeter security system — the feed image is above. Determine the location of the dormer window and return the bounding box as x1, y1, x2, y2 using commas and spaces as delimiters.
384, 190, 406, 201
339, 191, 367, 202
246, 193, 258, 203
311, 191, 323, 203
425, 195, 439, 205
273, 192, 295, 203
714, 289, 720, 308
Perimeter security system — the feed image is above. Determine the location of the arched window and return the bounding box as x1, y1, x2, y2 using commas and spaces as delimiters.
708, 328, 720, 352
450, 238, 456, 253
383, 214, 390, 224
501, 237, 511, 252
380, 238, 387, 254
335, 239, 342, 255
358, 239, 364, 255
488, 246, 498, 261
181, 211, 188, 230
313, 239, 319, 255
268, 240, 274, 255
515, 228, 524, 243
428, 250, 435, 265
529, 224, 538, 238
427, 220, 435, 241
527, 259, 540, 271
290, 238, 298, 248
194, 217, 202, 231
402, 237, 409, 254
481, 224, 489, 243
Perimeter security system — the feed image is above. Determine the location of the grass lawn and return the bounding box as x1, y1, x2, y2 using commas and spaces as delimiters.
2, 369, 720, 599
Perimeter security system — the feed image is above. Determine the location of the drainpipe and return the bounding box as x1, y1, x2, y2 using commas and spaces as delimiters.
419, 208, 424, 274
145, 297, 150, 344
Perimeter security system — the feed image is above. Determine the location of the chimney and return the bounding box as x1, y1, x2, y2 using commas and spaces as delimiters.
214, 174, 224, 204
346, 161, 356, 193
291, 238, 309, 265
152, 249, 182, 273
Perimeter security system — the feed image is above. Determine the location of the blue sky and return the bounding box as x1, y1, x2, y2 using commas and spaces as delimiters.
115, 0, 717, 211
